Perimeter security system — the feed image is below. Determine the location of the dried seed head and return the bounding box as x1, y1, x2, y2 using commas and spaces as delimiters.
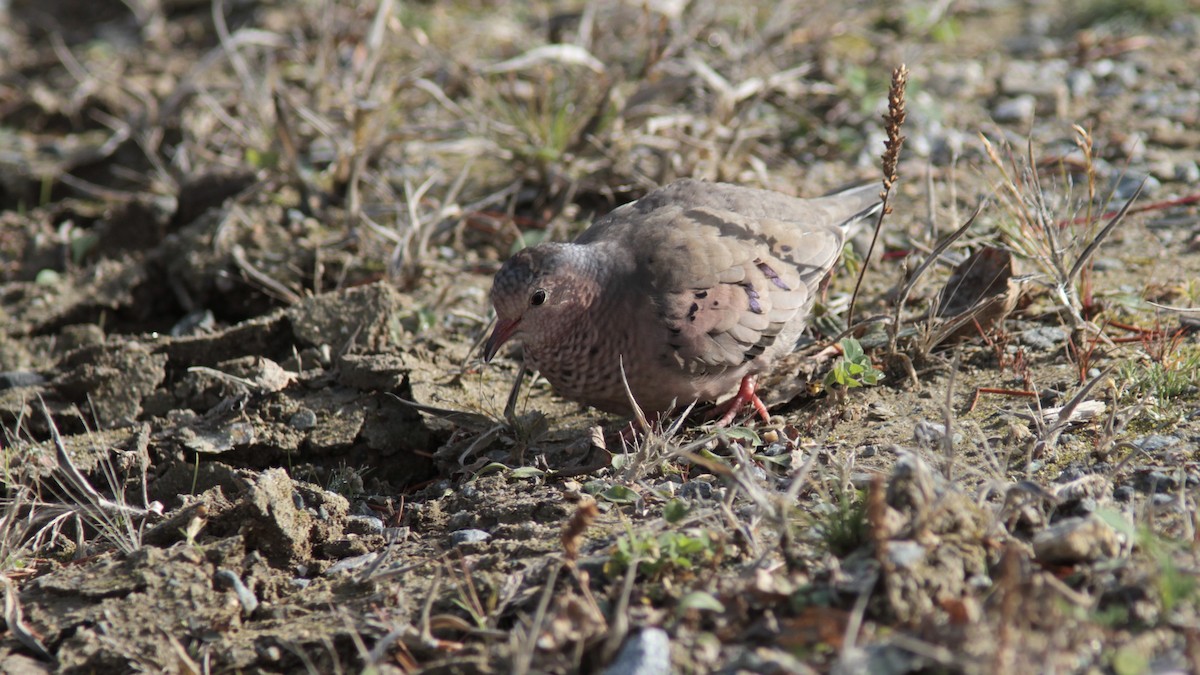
881, 64, 909, 192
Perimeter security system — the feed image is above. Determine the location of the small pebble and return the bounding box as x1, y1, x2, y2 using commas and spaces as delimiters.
1151, 494, 1178, 509
214, 569, 259, 616
992, 95, 1037, 123
0, 371, 46, 390
913, 420, 961, 448
289, 408, 317, 430
1066, 69, 1094, 98
603, 628, 671, 675
1109, 172, 1159, 201
679, 481, 714, 501
1132, 435, 1179, 452
1174, 161, 1200, 184
1032, 516, 1120, 564
887, 541, 927, 569
1021, 326, 1067, 351
759, 442, 788, 457
345, 515, 385, 536
450, 529, 491, 546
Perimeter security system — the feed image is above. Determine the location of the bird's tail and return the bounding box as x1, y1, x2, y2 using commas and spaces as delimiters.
817, 182, 884, 237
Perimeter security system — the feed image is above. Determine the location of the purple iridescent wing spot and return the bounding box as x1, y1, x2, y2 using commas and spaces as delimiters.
756, 260, 791, 291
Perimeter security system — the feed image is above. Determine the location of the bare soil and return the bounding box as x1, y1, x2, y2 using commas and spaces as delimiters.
1, 1, 1199, 673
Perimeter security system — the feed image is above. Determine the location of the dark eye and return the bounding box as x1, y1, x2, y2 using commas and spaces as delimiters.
530, 289, 548, 306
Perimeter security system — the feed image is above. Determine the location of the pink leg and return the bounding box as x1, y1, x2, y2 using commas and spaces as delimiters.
709, 374, 770, 427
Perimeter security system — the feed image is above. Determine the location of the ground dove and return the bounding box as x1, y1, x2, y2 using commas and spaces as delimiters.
484, 179, 882, 425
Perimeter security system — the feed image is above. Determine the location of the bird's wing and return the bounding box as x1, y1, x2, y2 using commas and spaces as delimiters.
621, 203, 846, 375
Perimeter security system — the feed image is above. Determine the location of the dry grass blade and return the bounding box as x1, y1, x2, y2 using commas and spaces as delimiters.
163, 630, 203, 674
618, 355, 650, 436
982, 128, 1147, 330
231, 241, 303, 304
1030, 365, 1113, 465
212, 0, 266, 116
38, 402, 162, 554
3, 575, 54, 663
602, 550, 639, 664
386, 394, 502, 431
0, 487, 34, 573
356, 0, 396, 93
1065, 178, 1144, 285
941, 350, 960, 480
895, 200, 986, 311
512, 561, 562, 675
271, 92, 314, 211
483, 45, 606, 75
504, 361, 529, 424
45, 410, 147, 521
1144, 301, 1200, 314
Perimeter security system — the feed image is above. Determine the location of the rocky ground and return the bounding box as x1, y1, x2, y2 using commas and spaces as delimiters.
1, 0, 1199, 673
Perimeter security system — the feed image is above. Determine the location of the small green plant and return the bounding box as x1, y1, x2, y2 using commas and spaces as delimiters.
474, 59, 614, 180
662, 498, 690, 524
326, 463, 370, 499
811, 483, 869, 557
1122, 344, 1200, 400
983, 127, 1142, 329
1115, 342, 1200, 425
604, 527, 721, 581
824, 338, 884, 389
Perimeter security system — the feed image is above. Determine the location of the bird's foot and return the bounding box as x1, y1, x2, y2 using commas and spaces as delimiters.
708, 374, 770, 427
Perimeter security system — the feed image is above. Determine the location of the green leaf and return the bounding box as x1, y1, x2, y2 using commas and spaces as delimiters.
695, 447, 732, 469
840, 337, 865, 361
754, 451, 792, 468
1111, 645, 1148, 675
677, 591, 725, 613
600, 484, 641, 504
509, 466, 545, 479
244, 147, 279, 169
663, 498, 690, 524
35, 269, 61, 285
474, 462, 512, 476
721, 426, 761, 445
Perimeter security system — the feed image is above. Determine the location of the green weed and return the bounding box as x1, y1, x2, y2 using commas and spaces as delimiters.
824, 338, 885, 390
811, 483, 868, 557
604, 527, 721, 581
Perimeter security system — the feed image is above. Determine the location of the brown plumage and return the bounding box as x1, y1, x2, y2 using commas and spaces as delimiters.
484, 179, 881, 424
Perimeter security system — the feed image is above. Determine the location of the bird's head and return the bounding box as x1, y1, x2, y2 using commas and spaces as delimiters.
483, 244, 594, 362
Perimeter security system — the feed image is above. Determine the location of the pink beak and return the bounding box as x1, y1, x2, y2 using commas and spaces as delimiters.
483, 318, 521, 362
